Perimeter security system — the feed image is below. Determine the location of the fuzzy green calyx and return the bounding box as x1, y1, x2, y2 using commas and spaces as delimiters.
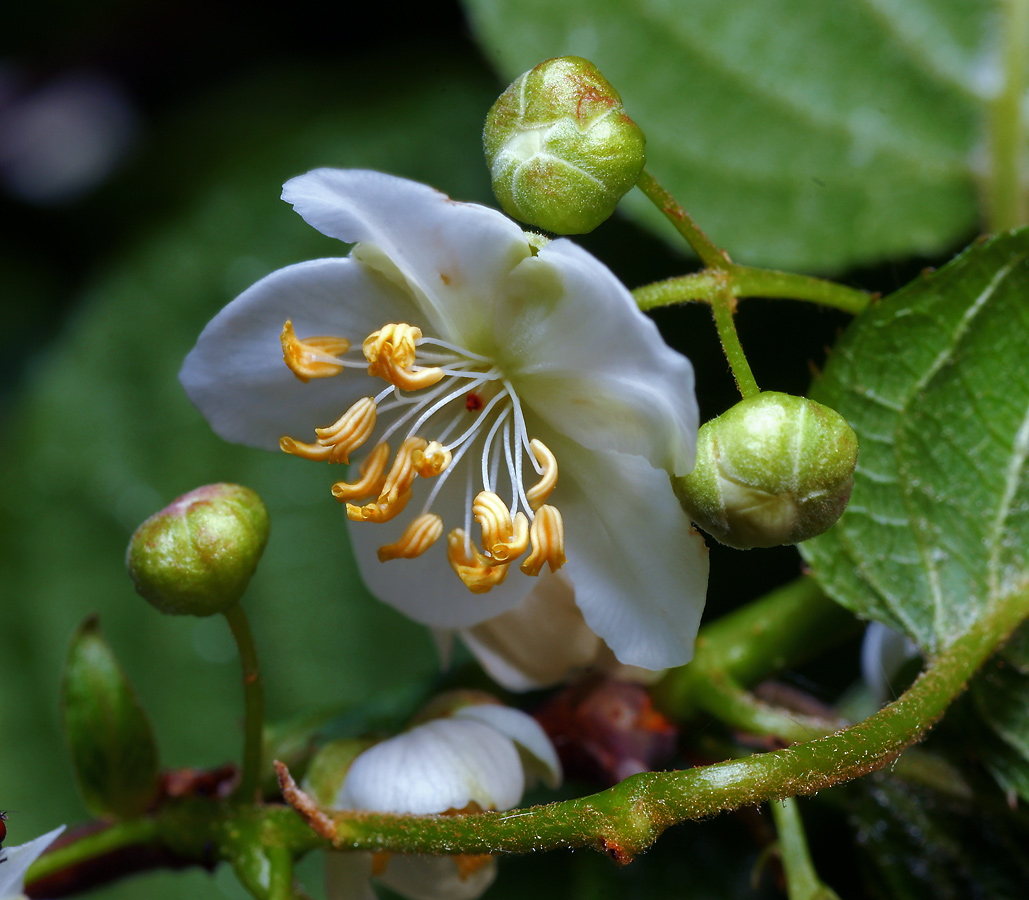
484, 56, 646, 234
674, 392, 858, 550
126, 483, 270, 616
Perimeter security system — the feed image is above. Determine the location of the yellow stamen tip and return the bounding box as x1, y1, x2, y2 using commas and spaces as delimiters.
362, 322, 444, 392
331, 442, 390, 502
377, 513, 444, 562
281, 397, 377, 465
447, 529, 510, 594
346, 489, 413, 524
413, 441, 452, 478
526, 439, 558, 511
281, 319, 350, 382
521, 505, 566, 576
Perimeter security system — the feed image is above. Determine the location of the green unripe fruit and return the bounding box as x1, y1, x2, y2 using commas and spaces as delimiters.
484, 56, 646, 234
126, 483, 270, 616
673, 392, 858, 550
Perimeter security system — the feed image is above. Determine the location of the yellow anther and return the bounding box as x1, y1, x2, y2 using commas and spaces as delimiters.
377, 513, 444, 562
363, 323, 444, 392
331, 442, 390, 502
491, 512, 529, 562
520, 505, 566, 576
472, 492, 529, 562
380, 437, 427, 505
447, 530, 510, 594
280, 397, 376, 465
280, 320, 350, 382
526, 439, 558, 511
412, 441, 452, 478
346, 489, 412, 524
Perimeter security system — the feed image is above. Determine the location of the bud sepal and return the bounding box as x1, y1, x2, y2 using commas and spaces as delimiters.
484, 56, 646, 234
673, 392, 858, 549
126, 483, 270, 616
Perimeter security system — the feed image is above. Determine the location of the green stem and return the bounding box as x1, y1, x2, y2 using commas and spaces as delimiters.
26, 819, 162, 885
987, 0, 1029, 231
636, 169, 731, 269
711, 284, 760, 398
633, 268, 871, 315
312, 584, 1027, 861
267, 845, 295, 900
653, 577, 857, 719
224, 602, 265, 803
771, 798, 841, 900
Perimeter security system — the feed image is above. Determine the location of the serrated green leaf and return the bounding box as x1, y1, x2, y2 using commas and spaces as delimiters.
800, 229, 1029, 653
462, 0, 1008, 271
62, 617, 160, 818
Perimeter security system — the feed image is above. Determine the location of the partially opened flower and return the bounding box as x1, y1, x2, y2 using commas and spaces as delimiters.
323, 701, 561, 900
1, 825, 65, 900
181, 169, 707, 668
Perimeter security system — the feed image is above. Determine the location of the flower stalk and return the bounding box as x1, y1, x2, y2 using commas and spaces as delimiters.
771, 798, 842, 900
986, 0, 1029, 231
632, 268, 871, 315
224, 601, 265, 803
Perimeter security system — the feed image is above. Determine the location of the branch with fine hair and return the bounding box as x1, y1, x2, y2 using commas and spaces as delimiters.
277, 583, 1028, 862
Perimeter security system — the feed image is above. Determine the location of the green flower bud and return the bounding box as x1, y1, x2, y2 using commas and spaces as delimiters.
484, 56, 646, 234
126, 483, 270, 616
62, 616, 160, 819
673, 392, 858, 550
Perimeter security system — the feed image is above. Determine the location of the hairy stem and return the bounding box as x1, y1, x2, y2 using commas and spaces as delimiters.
711, 284, 761, 398
635, 169, 731, 269
633, 268, 871, 315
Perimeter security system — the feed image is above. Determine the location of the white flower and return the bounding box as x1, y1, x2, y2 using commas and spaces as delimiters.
180, 169, 708, 668
0, 825, 65, 900
325, 703, 560, 900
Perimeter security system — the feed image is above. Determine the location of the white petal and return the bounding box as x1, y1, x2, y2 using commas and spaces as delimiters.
281, 169, 531, 350
0, 825, 65, 897
496, 239, 698, 475
180, 258, 422, 450
378, 854, 497, 900
324, 852, 377, 900
452, 705, 562, 789
556, 442, 710, 669
459, 574, 605, 691
337, 719, 524, 814
861, 622, 920, 705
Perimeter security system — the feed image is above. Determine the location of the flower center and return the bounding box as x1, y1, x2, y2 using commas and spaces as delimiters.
279, 320, 567, 593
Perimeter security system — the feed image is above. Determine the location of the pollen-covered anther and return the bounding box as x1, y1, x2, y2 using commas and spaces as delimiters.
280, 397, 376, 464
520, 505, 566, 576
331, 442, 390, 502
377, 513, 444, 562
412, 441, 452, 478
280, 319, 351, 382
363, 322, 444, 392
526, 439, 558, 510
346, 437, 426, 522
473, 491, 529, 562
447, 529, 510, 594
346, 489, 413, 524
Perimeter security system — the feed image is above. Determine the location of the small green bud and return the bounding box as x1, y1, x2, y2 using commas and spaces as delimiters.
484, 56, 646, 234
126, 483, 270, 616
673, 392, 858, 550
62, 616, 160, 819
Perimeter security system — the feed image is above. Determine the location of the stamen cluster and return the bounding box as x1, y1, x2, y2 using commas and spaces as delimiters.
279, 320, 567, 593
